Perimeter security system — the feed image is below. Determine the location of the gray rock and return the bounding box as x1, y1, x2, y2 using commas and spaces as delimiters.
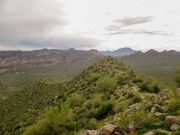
151, 107, 156, 113
170, 124, 180, 131
165, 116, 180, 125
98, 124, 117, 135
82, 130, 98, 135
143, 131, 155, 135
154, 112, 168, 117
129, 103, 141, 110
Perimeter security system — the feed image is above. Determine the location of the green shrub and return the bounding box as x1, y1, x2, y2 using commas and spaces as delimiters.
23, 119, 53, 135
113, 103, 123, 113
88, 73, 100, 82
85, 118, 99, 129
139, 82, 149, 92
87, 100, 114, 120
167, 95, 180, 114
132, 95, 142, 103
96, 77, 117, 92
129, 69, 136, 79
118, 110, 156, 130
133, 78, 143, 84
117, 76, 128, 85
148, 84, 160, 93
139, 82, 160, 93
94, 102, 113, 120
67, 94, 84, 108
23, 105, 76, 135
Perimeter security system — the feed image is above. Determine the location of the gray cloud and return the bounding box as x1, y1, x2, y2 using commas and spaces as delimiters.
0, 34, 99, 50
0, 0, 98, 50
115, 16, 153, 26
106, 16, 153, 31
108, 29, 172, 36
106, 16, 172, 36
0, 0, 64, 38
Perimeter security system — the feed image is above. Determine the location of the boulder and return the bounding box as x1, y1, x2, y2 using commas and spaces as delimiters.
129, 103, 141, 110
143, 131, 155, 135
150, 107, 156, 113
98, 124, 117, 135
154, 129, 172, 135
83, 130, 98, 135
170, 124, 180, 131
165, 116, 180, 125
154, 112, 167, 117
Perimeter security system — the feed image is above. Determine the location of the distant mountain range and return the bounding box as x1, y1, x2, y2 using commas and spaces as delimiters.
0, 47, 180, 83
120, 49, 180, 83
0, 48, 103, 72
0, 47, 136, 73
101, 47, 136, 57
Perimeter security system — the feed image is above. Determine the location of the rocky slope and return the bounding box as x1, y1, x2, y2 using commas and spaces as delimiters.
22, 57, 180, 135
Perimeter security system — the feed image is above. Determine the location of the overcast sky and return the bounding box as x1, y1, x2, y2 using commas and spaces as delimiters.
0, 0, 180, 51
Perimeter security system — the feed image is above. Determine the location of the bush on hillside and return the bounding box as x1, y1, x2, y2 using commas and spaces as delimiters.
23, 105, 76, 135
117, 76, 128, 85
118, 110, 156, 130
133, 77, 143, 84
148, 83, 161, 93
94, 101, 114, 120
67, 94, 84, 108
86, 96, 114, 120
96, 77, 117, 93
88, 73, 100, 82
139, 81, 160, 93
167, 90, 180, 114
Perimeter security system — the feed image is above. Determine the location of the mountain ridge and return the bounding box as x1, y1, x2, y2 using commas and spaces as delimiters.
0, 48, 103, 73
120, 49, 180, 83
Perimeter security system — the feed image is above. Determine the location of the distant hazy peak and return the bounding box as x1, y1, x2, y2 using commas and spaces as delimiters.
101, 47, 136, 57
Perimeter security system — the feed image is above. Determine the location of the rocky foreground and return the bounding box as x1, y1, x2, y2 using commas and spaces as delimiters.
83, 115, 180, 135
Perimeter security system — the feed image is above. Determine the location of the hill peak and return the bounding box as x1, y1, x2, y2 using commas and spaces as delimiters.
101, 47, 136, 57
146, 49, 158, 54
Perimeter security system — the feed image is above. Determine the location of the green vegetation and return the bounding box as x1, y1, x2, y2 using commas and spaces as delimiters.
96, 77, 117, 92
23, 105, 77, 135
167, 89, 180, 115
1, 57, 179, 135
0, 79, 65, 134
139, 80, 160, 93
0, 60, 97, 99
118, 110, 156, 130
175, 69, 180, 87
